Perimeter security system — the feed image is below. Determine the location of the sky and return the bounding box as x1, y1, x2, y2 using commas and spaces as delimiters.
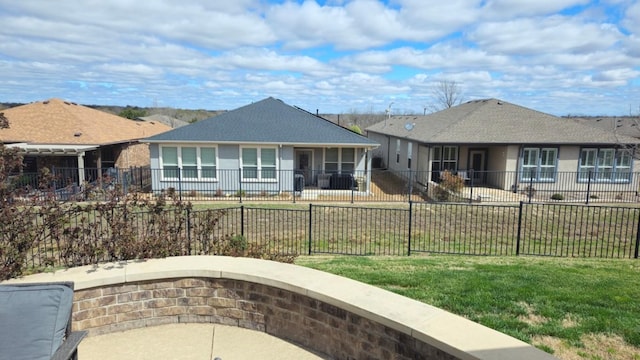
0, 0, 639, 116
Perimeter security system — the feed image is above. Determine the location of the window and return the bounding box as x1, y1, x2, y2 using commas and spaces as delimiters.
432, 146, 458, 173
521, 147, 557, 182
261, 148, 276, 179
341, 148, 355, 173
407, 142, 413, 169
161, 147, 178, 179
396, 139, 401, 163
324, 148, 356, 174
442, 146, 458, 171
325, 148, 339, 174
578, 149, 596, 181
579, 148, 632, 182
241, 147, 278, 181
201, 148, 217, 179
540, 148, 557, 181
160, 146, 217, 180
181, 147, 197, 178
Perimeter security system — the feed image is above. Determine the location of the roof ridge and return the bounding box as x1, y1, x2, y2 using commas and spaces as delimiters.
420, 99, 490, 139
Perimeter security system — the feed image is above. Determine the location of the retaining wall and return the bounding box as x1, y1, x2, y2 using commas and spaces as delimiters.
5, 256, 557, 360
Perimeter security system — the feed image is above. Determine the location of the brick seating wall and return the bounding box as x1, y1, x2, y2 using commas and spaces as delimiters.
73, 277, 460, 360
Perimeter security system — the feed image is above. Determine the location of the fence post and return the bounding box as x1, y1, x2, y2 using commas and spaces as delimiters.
407, 201, 413, 256
238, 168, 243, 204
469, 169, 474, 204
186, 207, 192, 255
293, 171, 297, 204
240, 205, 245, 238
308, 203, 313, 255
407, 171, 413, 204
351, 178, 355, 204
516, 201, 524, 256
528, 176, 533, 204
178, 169, 183, 202
635, 208, 640, 259
586, 170, 592, 205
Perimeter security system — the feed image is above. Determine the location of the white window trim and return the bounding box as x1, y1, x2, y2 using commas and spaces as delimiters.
159, 145, 218, 181
323, 148, 356, 174
441, 146, 458, 171
521, 147, 557, 182
240, 146, 279, 182
579, 148, 632, 183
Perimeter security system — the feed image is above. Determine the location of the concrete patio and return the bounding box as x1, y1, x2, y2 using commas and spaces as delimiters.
79, 323, 327, 360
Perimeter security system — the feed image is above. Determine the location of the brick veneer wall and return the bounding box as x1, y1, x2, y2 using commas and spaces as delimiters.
73, 277, 460, 360
115, 142, 151, 168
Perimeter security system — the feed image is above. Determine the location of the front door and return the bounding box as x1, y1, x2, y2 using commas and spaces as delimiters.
295, 150, 313, 186
469, 150, 486, 184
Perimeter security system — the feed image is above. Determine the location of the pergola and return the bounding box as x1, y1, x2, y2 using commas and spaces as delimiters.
6, 143, 98, 184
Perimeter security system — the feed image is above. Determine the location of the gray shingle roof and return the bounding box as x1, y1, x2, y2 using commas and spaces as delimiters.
573, 116, 640, 139
146, 97, 378, 147
366, 98, 640, 145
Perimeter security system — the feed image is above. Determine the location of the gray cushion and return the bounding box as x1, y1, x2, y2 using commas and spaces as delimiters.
0, 284, 73, 360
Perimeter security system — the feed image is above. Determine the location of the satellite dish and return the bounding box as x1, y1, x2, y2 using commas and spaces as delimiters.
404, 122, 415, 131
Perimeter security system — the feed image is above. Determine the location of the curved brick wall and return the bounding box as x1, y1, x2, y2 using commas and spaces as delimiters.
4, 256, 557, 360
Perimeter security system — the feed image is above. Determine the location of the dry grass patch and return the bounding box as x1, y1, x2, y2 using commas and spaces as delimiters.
517, 302, 548, 326
534, 334, 640, 360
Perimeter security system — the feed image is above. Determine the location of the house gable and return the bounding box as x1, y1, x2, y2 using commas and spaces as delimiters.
145, 97, 378, 147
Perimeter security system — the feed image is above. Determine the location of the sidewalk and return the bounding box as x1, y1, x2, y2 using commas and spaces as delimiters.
79, 323, 329, 360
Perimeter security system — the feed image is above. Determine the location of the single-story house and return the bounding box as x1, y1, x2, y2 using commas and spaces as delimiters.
0, 98, 171, 185
145, 97, 379, 196
366, 98, 640, 194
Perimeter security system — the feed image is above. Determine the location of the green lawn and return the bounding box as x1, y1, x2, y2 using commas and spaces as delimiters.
296, 255, 640, 360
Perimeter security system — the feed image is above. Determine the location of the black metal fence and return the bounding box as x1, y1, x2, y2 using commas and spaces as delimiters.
7, 166, 152, 201
7, 167, 640, 204
23, 202, 640, 270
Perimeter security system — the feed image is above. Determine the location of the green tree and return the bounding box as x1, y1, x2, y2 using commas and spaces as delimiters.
118, 107, 147, 119
349, 124, 363, 134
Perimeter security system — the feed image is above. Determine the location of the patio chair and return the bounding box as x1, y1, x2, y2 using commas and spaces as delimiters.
0, 282, 87, 360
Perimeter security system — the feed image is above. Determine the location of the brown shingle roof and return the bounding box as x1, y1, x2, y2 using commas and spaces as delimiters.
0, 98, 171, 145
367, 98, 640, 145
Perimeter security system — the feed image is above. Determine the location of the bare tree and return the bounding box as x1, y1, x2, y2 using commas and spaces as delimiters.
428, 80, 463, 112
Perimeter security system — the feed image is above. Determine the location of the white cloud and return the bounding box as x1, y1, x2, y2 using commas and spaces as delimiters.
481, 0, 591, 19
622, 1, 640, 33
469, 16, 623, 55
0, 0, 637, 115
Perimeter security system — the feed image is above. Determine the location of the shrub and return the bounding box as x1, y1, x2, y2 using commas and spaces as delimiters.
550, 193, 564, 200
520, 186, 536, 198
1, 180, 298, 280
433, 170, 464, 201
